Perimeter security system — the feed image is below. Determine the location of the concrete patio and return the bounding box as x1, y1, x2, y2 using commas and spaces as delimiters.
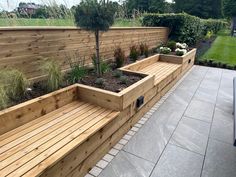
87, 65, 236, 177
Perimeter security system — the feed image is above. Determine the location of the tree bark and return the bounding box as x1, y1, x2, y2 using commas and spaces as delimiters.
95, 30, 101, 77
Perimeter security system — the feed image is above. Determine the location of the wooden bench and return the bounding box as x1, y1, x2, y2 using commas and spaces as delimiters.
0, 86, 119, 177
121, 56, 182, 93
139, 62, 181, 85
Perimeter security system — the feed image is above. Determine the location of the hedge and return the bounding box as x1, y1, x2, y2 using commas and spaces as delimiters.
142, 13, 227, 45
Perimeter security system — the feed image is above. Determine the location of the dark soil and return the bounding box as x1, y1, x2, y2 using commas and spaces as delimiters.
8, 81, 49, 107
195, 36, 217, 59
79, 71, 144, 93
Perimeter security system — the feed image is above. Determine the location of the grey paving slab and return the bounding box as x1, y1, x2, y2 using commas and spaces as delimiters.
193, 86, 218, 104
124, 98, 187, 163
150, 144, 203, 177
184, 98, 215, 123
167, 87, 195, 106
95, 66, 236, 177
216, 94, 233, 114
202, 139, 236, 177
99, 151, 155, 177
210, 107, 234, 145
170, 117, 210, 155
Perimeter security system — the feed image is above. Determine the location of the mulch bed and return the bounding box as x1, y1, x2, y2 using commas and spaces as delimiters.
195, 37, 216, 59
79, 71, 143, 93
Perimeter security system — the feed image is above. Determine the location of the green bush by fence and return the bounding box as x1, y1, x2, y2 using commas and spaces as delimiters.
142, 13, 228, 45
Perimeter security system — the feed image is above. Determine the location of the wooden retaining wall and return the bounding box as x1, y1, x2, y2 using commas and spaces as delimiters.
0, 27, 169, 81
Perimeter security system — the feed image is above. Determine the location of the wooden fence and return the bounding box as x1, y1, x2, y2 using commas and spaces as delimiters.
0, 27, 169, 81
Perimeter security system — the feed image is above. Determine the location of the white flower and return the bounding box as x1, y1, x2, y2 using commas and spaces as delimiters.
26, 88, 32, 91
176, 42, 188, 49
175, 48, 187, 56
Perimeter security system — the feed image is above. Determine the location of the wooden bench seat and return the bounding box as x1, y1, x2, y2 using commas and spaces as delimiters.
140, 62, 182, 85
0, 100, 119, 177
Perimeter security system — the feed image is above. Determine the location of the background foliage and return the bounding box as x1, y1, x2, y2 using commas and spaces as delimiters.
142, 13, 227, 45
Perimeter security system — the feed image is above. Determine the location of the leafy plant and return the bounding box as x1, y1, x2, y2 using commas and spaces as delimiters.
120, 76, 128, 84
74, 0, 116, 77
0, 69, 29, 100
159, 47, 171, 54
140, 43, 149, 57
42, 60, 62, 92
130, 45, 140, 61
92, 54, 110, 74
67, 52, 87, 84
0, 85, 9, 110
143, 44, 149, 57
204, 30, 214, 40
95, 78, 105, 86
114, 47, 126, 68
175, 48, 187, 56
166, 41, 176, 51
140, 43, 145, 55
101, 61, 111, 74
113, 70, 123, 78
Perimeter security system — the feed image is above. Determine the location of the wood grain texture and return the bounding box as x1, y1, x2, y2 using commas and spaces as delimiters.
0, 85, 78, 135
0, 27, 169, 81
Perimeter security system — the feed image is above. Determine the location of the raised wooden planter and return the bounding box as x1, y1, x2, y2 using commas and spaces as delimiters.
0, 49, 196, 177
159, 48, 197, 72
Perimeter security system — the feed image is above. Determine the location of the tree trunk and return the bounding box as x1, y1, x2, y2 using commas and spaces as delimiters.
95, 30, 101, 77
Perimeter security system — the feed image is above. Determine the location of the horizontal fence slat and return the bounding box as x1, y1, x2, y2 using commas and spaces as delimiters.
0, 27, 169, 81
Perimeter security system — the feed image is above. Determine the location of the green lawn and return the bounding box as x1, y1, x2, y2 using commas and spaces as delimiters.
201, 30, 236, 66
0, 18, 75, 26
0, 18, 141, 27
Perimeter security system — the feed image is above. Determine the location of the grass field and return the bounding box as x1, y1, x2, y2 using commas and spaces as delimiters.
0, 18, 141, 27
201, 30, 236, 66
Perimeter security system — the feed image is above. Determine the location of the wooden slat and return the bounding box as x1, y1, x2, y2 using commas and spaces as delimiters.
3, 110, 118, 176
0, 85, 78, 135
0, 103, 93, 160
0, 27, 169, 81
23, 111, 119, 177
0, 105, 104, 171
0, 101, 83, 145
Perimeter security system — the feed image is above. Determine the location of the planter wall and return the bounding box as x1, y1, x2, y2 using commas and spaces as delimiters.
0, 49, 196, 177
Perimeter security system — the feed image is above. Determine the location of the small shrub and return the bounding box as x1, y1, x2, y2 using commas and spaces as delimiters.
95, 78, 105, 86
159, 47, 171, 54
130, 45, 140, 61
92, 54, 110, 74
140, 43, 145, 56
42, 60, 62, 92
114, 47, 126, 68
67, 53, 87, 84
0, 85, 9, 110
101, 61, 111, 74
204, 30, 214, 40
113, 70, 123, 78
0, 69, 29, 100
166, 41, 176, 51
175, 48, 187, 56
92, 54, 97, 70
140, 44, 149, 58
120, 76, 128, 85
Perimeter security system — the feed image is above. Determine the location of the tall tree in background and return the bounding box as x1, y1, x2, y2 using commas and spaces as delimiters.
174, 0, 222, 19
223, 0, 236, 35
125, 0, 166, 16
74, 0, 115, 77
